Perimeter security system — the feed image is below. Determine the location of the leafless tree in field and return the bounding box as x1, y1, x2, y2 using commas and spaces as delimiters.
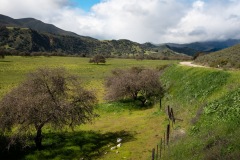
0, 67, 98, 150
105, 67, 165, 106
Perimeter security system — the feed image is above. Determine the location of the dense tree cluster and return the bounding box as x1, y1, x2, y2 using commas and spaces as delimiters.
0, 68, 97, 149
105, 67, 165, 106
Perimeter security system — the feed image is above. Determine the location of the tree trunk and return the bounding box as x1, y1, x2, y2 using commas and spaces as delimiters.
132, 92, 138, 100
139, 98, 147, 106
160, 98, 162, 109
34, 128, 43, 150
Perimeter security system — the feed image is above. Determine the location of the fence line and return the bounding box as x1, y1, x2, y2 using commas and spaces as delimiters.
151, 105, 176, 159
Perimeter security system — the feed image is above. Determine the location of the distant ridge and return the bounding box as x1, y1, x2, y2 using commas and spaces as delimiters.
0, 14, 79, 37
1, 14, 239, 59
165, 39, 240, 56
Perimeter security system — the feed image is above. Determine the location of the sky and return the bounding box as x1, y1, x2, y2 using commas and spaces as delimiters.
0, 0, 240, 44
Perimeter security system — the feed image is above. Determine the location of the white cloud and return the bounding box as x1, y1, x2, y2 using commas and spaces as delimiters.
1, 0, 240, 43
163, 0, 240, 43
0, 0, 69, 19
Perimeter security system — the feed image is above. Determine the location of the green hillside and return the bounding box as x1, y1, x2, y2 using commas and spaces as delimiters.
160, 65, 240, 159
0, 26, 145, 56
195, 44, 240, 69
142, 43, 192, 60
0, 26, 191, 60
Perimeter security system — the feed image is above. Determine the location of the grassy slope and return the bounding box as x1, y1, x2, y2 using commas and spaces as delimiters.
195, 44, 240, 69
0, 56, 177, 160
160, 65, 240, 159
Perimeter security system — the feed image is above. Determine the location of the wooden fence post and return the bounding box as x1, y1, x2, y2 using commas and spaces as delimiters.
160, 138, 162, 159
159, 98, 162, 109
163, 132, 166, 150
152, 148, 155, 160
167, 105, 172, 120
167, 124, 170, 145
171, 108, 175, 124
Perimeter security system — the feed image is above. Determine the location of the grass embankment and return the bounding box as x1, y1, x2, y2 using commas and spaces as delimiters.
160, 65, 240, 159
0, 56, 177, 160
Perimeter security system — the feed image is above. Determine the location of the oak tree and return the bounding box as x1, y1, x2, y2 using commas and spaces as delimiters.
105, 67, 164, 106
89, 55, 106, 64
0, 68, 97, 150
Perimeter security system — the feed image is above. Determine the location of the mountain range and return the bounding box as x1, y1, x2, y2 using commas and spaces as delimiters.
0, 14, 240, 58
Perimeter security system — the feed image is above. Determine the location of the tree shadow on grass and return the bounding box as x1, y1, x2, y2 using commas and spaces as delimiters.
0, 60, 11, 63
118, 98, 157, 110
0, 134, 35, 160
0, 130, 135, 160
97, 99, 157, 114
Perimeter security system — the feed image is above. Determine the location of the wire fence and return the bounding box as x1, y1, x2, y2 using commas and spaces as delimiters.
151, 105, 176, 160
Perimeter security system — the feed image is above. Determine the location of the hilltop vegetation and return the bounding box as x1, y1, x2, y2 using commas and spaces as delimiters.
195, 44, 240, 69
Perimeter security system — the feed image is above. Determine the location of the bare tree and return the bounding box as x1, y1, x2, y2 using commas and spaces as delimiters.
105, 67, 164, 106
0, 67, 97, 150
89, 55, 106, 64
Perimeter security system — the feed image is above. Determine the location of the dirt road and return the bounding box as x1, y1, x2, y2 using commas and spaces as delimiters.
179, 61, 207, 68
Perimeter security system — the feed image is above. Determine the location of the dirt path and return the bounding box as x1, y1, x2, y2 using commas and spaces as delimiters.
179, 61, 208, 68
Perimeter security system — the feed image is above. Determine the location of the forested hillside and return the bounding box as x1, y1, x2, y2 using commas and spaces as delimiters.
0, 26, 144, 56
0, 25, 191, 59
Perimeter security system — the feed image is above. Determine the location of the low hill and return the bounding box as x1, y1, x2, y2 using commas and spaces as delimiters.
142, 43, 192, 60
195, 44, 240, 69
165, 39, 240, 56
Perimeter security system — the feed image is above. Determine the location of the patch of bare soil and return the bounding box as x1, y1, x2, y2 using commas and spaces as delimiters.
180, 61, 208, 68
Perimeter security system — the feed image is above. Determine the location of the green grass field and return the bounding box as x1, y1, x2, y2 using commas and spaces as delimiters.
0, 56, 177, 159
0, 56, 239, 159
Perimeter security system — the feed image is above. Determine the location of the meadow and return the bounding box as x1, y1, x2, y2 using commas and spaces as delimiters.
0, 56, 239, 159
0, 56, 177, 160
